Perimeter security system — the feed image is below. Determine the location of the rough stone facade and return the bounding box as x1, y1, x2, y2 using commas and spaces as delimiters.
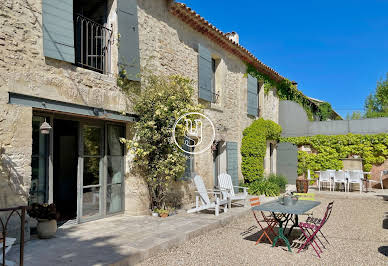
137, 0, 280, 206
0, 0, 137, 209
0, 0, 280, 217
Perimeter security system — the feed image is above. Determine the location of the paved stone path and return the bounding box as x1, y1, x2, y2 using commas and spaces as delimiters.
7, 206, 250, 265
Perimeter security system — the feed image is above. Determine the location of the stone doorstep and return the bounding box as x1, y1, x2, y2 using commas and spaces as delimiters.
111, 207, 250, 266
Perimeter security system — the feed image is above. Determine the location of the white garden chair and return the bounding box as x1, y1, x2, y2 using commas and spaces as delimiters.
0, 237, 16, 266
318, 170, 333, 191
333, 170, 347, 192
217, 173, 248, 208
364, 170, 387, 193
187, 175, 228, 216
347, 170, 363, 193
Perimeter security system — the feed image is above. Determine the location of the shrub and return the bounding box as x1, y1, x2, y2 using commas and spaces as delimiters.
120, 73, 202, 209
241, 118, 282, 182
267, 173, 287, 192
247, 179, 280, 197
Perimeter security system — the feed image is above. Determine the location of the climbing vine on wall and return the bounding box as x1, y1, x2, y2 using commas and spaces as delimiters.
241, 118, 282, 182
246, 64, 336, 121
281, 133, 388, 177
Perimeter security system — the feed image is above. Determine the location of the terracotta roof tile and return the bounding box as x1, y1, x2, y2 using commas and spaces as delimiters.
169, 2, 285, 81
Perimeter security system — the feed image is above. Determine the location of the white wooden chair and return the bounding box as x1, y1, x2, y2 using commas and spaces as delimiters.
318, 170, 333, 191
333, 170, 347, 192
217, 173, 248, 208
187, 175, 228, 216
347, 170, 363, 193
0, 237, 16, 266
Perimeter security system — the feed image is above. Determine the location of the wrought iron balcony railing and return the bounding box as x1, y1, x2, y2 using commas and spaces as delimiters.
74, 14, 112, 74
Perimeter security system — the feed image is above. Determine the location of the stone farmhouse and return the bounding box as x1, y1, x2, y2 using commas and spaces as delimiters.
0, 0, 331, 230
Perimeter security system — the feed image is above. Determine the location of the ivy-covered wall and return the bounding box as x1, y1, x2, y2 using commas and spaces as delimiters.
241, 118, 282, 182
281, 133, 388, 178
246, 64, 338, 121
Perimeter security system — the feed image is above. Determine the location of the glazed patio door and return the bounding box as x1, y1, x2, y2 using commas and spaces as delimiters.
78, 123, 104, 222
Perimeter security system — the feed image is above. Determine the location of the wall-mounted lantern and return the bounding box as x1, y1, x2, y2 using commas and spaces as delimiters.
40, 119, 52, 134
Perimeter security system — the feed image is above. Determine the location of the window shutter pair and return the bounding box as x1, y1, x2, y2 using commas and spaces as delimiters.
247, 74, 259, 116
42, 0, 140, 81
226, 142, 239, 193
198, 44, 213, 102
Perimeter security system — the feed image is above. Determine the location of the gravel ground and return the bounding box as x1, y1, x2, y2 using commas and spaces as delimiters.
138, 195, 388, 265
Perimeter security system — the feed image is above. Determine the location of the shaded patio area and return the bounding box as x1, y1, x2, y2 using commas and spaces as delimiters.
7, 206, 250, 265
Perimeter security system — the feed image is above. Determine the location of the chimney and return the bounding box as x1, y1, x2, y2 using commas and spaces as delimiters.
226, 32, 239, 44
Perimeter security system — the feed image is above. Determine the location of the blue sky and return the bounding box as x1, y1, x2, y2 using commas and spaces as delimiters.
179, 0, 388, 118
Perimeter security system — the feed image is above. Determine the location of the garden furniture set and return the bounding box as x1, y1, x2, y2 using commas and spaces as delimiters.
251, 193, 334, 258
315, 169, 386, 193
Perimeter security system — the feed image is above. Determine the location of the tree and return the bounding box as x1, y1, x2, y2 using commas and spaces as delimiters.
364, 73, 388, 118
120, 73, 202, 210
346, 111, 362, 120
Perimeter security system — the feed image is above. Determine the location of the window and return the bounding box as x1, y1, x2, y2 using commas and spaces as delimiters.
106, 125, 125, 214
74, 0, 112, 74
211, 58, 220, 103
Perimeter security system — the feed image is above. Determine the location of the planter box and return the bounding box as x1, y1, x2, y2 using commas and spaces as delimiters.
296, 179, 309, 193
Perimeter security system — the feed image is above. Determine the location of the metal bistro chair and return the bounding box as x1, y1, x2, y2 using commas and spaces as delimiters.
298, 201, 334, 258
250, 197, 278, 245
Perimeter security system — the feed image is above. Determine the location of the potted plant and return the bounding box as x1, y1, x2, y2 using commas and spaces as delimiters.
155, 209, 169, 218
28, 203, 57, 239
296, 175, 309, 193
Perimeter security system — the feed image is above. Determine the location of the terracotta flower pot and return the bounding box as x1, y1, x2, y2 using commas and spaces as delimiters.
160, 213, 168, 218
296, 179, 309, 193
37, 219, 57, 239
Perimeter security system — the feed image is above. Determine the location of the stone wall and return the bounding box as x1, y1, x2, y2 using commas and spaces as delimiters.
0, 0, 280, 214
259, 86, 279, 123
137, 0, 272, 207
0, 0, 133, 209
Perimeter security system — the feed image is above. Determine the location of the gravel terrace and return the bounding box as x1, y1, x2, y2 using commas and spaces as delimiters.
138, 195, 388, 265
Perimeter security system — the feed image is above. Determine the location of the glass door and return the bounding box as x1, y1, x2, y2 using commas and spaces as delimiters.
78, 124, 104, 222
106, 125, 125, 214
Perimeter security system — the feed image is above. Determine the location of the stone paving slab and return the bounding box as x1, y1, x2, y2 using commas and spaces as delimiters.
7, 206, 250, 266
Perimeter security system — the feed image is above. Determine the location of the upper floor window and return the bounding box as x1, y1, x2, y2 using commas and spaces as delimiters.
198, 44, 219, 103
74, 0, 112, 74
247, 74, 259, 117
211, 58, 220, 103
257, 81, 261, 117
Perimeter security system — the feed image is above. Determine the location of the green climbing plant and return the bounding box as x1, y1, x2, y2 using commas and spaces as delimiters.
246, 64, 338, 121
119, 72, 202, 210
241, 118, 282, 182
281, 133, 388, 178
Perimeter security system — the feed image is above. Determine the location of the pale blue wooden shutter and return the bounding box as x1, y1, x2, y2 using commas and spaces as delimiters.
247, 74, 258, 116
198, 44, 213, 102
118, 0, 141, 81
42, 0, 75, 63
226, 142, 239, 193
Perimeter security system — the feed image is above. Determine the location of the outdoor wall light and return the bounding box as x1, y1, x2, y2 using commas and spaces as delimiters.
40, 119, 52, 134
